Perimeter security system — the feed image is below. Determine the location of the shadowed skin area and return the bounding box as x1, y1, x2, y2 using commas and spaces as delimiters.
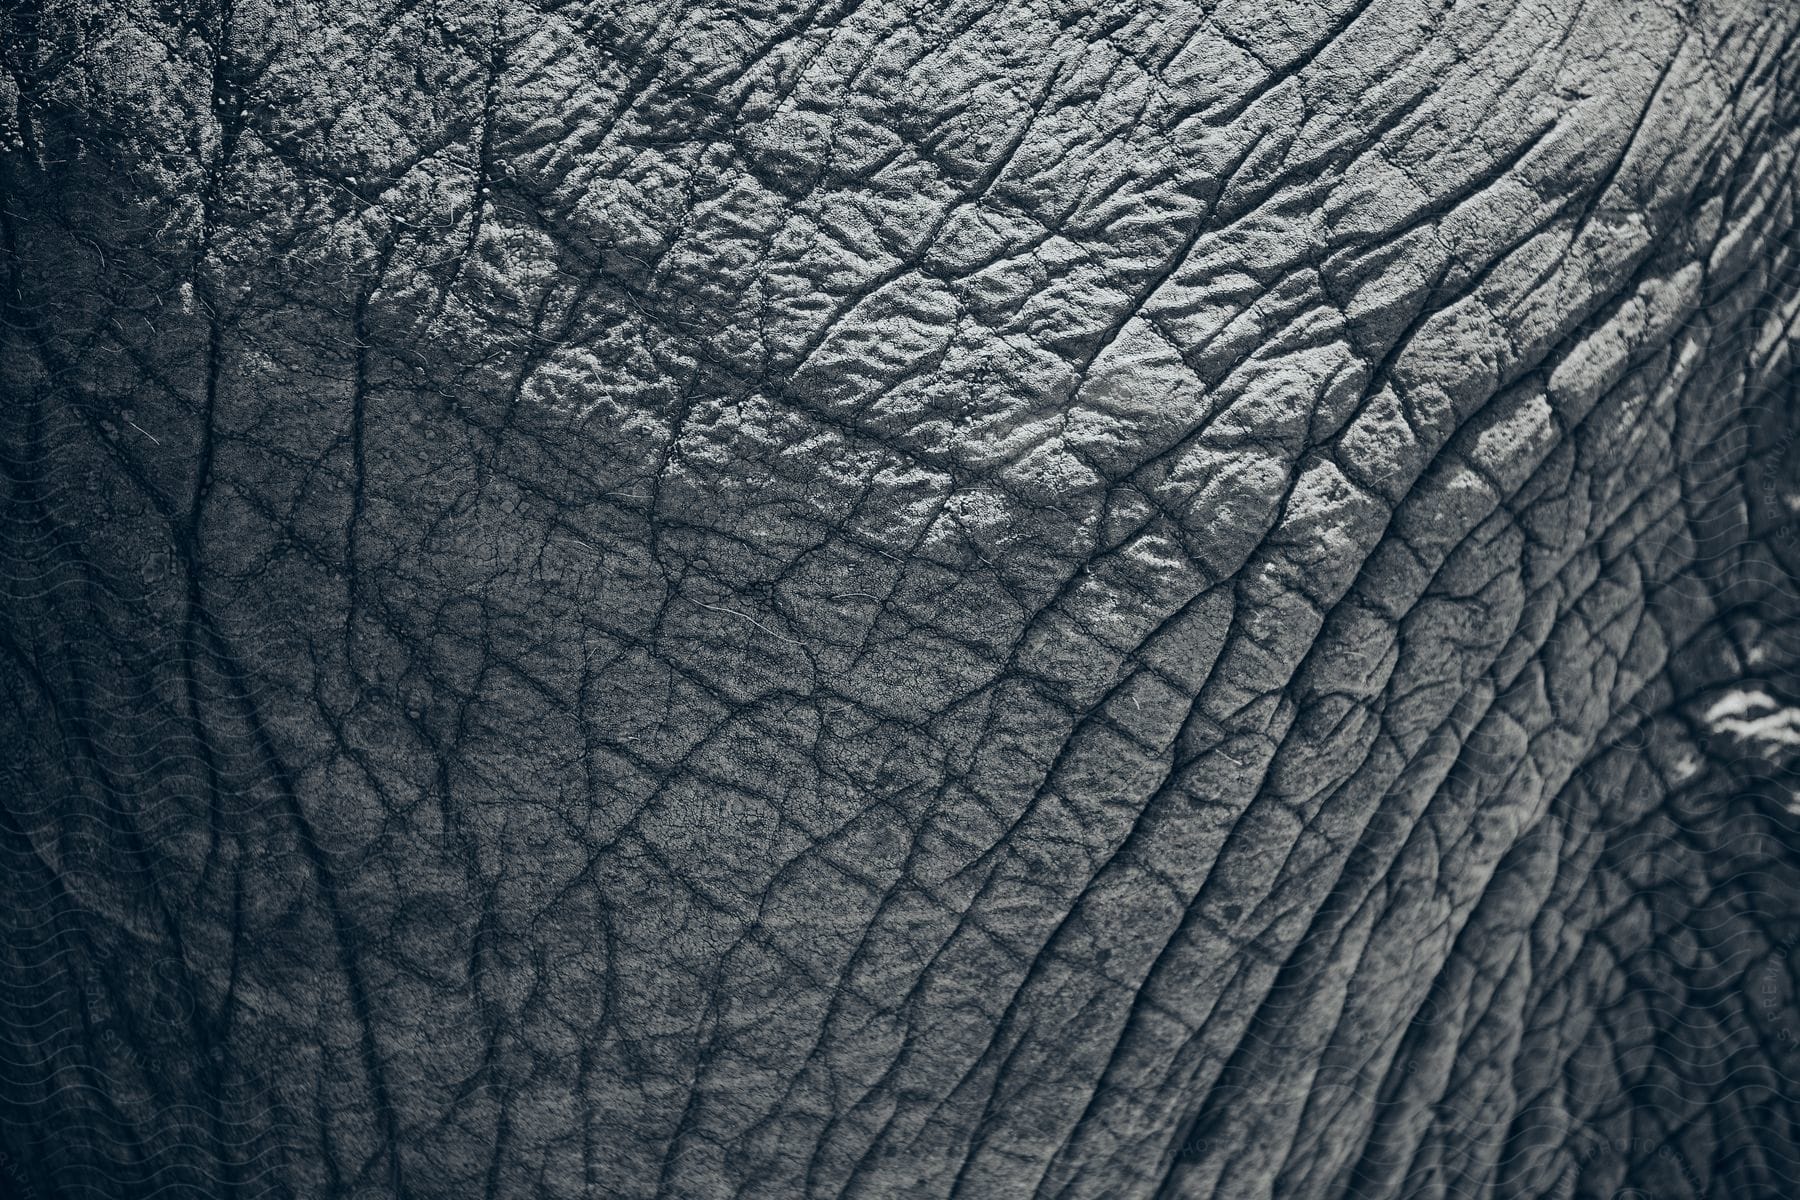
3, 0, 1799, 1197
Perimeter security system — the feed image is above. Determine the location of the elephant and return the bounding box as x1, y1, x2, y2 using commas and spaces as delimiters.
3, 0, 1799, 1196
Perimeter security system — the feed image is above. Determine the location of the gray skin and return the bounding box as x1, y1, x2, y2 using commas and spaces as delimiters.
3, 1, 1799, 1197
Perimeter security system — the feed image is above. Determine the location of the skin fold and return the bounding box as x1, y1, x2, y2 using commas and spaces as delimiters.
2, 0, 1798, 1196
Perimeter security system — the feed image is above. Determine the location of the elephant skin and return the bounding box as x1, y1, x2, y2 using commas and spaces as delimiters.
2, 0, 1799, 1197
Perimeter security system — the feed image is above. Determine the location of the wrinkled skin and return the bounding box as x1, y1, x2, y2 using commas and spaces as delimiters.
3, 0, 1800, 1197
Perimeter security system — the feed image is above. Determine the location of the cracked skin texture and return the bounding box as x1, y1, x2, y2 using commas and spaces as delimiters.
3, 0, 1800, 1197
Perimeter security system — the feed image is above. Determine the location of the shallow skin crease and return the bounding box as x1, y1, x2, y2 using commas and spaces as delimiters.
2, 0, 1800, 1197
